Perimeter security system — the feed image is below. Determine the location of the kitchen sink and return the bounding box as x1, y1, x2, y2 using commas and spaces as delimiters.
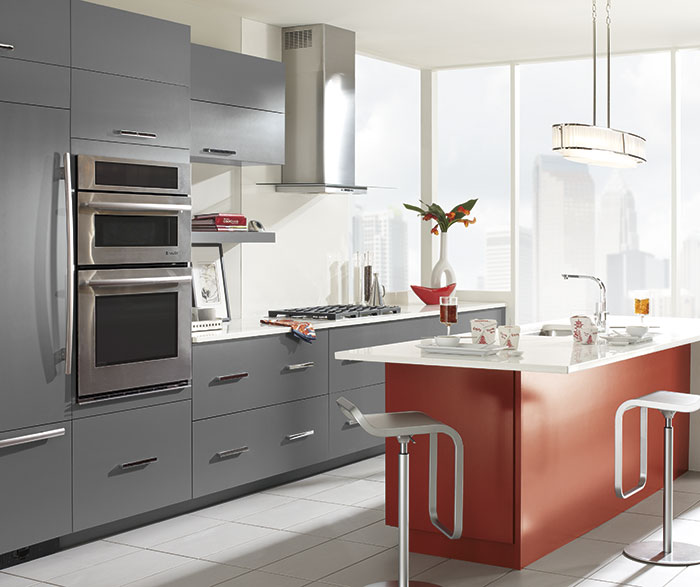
526, 324, 572, 337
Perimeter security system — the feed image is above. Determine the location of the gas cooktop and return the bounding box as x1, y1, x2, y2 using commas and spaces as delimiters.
268, 304, 401, 321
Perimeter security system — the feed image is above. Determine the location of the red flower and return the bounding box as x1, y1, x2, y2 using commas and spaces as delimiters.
423, 213, 434, 221
431, 225, 439, 235
458, 207, 471, 215
447, 211, 456, 220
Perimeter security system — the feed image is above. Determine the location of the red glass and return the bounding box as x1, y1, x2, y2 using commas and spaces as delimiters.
439, 296, 458, 335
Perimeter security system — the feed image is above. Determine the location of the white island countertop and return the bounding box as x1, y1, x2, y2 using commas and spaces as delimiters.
334, 317, 700, 374
192, 301, 506, 344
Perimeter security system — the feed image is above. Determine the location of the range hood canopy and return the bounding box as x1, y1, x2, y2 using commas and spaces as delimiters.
274, 24, 367, 195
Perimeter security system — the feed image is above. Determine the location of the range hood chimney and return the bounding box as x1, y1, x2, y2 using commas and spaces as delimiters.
274, 24, 367, 195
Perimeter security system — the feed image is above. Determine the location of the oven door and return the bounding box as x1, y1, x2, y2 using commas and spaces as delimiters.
77, 267, 192, 401
77, 192, 191, 265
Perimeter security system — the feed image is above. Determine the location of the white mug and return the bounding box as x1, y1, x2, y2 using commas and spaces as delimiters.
471, 319, 498, 345
498, 325, 520, 350
570, 315, 594, 343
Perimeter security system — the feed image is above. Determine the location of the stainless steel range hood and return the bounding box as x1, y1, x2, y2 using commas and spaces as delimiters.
273, 24, 367, 195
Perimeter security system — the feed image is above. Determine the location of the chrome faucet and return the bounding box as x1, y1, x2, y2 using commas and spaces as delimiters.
562, 274, 608, 333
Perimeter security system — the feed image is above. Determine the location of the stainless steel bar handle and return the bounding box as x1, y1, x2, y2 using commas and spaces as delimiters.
63, 152, 75, 375
82, 275, 192, 288
214, 372, 249, 383
286, 430, 315, 442
203, 148, 237, 156
216, 446, 249, 459
120, 456, 158, 469
0, 428, 65, 450
116, 130, 157, 139
0, 43, 14, 51
285, 361, 315, 371
82, 202, 192, 213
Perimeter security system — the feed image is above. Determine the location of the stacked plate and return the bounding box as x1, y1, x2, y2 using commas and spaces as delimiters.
416, 339, 507, 356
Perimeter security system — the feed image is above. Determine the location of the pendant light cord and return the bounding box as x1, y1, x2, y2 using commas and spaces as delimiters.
606, 0, 612, 129
592, 0, 597, 126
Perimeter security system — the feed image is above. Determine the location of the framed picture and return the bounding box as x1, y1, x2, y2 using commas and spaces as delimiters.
191, 244, 231, 321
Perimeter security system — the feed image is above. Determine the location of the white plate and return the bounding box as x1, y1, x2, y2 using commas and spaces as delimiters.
600, 333, 653, 345
417, 340, 506, 356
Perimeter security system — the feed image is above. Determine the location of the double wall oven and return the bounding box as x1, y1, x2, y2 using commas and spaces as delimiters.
67, 155, 192, 403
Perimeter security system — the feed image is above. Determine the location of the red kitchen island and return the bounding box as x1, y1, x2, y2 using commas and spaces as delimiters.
334, 318, 700, 569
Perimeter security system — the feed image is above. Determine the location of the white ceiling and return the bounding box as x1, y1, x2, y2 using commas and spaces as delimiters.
209, 0, 700, 68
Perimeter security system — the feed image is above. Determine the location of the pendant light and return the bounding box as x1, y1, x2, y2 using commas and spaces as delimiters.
552, 0, 646, 168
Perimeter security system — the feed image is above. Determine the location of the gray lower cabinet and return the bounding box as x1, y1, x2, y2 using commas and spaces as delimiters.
193, 332, 329, 420
330, 385, 385, 459
0, 423, 72, 553
71, 0, 190, 86
72, 401, 192, 531
0, 0, 70, 66
191, 100, 284, 165
193, 395, 329, 498
0, 59, 69, 109
71, 69, 190, 150
0, 101, 71, 433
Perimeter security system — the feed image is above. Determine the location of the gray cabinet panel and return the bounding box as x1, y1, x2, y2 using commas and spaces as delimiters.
193, 332, 328, 420
0, 0, 70, 66
191, 100, 284, 165
330, 385, 385, 459
71, 69, 190, 149
70, 138, 190, 163
72, 0, 190, 86
193, 396, 328, 498
73, 401, 192, 531
0, 102, 71, 433
191, 45, 285, 112
0, 422, 72, 553
0, 59, 69, 109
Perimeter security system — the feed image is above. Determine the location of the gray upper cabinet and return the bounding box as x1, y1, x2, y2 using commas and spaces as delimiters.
71, 0, 190, 86
0, 0, 70, 66
0, 58, 69, 109
0, 101, 71, 433
71, 69, 190, 149
191, 44, 284, 112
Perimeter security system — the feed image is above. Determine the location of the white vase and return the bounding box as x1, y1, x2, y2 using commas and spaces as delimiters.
430, 231, 456, 288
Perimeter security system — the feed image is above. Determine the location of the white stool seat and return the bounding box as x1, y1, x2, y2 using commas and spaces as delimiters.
618, 391, 700, 414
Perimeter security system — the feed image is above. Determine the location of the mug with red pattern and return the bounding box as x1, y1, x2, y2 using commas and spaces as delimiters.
471, 319, 498, 345
570, 315, 594, 343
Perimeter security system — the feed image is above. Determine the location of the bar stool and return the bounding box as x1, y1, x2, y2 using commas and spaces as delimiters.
336, 397, 463, 587
614, 390, 700, 566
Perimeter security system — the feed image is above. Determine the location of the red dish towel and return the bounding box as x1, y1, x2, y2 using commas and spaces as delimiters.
260, 319, 316, 343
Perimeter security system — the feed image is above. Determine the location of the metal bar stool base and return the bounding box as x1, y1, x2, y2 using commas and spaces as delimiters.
364, 582, 443, 587
624, 541, 700, 566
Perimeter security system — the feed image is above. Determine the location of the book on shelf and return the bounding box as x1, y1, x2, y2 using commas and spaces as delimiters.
192, 213, 247, 227
192, 225, 248, 232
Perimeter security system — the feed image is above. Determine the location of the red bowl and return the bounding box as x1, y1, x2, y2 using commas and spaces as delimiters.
410, 283, 456, 305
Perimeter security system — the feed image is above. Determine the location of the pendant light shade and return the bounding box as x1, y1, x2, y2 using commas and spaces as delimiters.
552, 0, 646, 168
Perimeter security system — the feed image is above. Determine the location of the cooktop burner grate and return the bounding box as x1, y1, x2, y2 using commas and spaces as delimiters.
268, 304, 401, 320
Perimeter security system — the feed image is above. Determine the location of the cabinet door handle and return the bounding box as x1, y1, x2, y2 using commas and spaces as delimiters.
203, 148, 237, 156
285, 361, 315, 371
286, 430, 315, 442
214, 372, 249, 383
0, 43, 14, 51
120, 456, 158, 469
0, 428, 65, 450
116, 130, 157, 139
216, 446, 249, 459
62, 152, 74, 375
344, 419, 360, 428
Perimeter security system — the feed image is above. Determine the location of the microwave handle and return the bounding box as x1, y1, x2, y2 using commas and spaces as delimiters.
62, 152, 75, 376
82, 275, 192, 288
81, 202, 192, 213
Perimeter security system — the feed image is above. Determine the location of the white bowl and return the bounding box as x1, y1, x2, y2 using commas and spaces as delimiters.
626, 325, 649, 338
434, 335, 460, 347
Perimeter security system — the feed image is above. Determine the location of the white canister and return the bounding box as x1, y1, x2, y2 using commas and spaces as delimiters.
498, 325, 521, 350
471, 319, 498, 345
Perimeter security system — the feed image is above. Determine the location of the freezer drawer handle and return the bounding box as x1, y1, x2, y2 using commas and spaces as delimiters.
0, 43, 14, 51
214, 372, 249, 383
215, 446, 249, 459
203, 148, 237, 156
116, 129, 157, 139
285, 361, 315, 371
120, 456, 158, 470
285, 430, 315, 442
0, 428, 65, 450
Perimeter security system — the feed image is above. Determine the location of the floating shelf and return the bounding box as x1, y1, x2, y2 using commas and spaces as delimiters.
191, 231, 276, 244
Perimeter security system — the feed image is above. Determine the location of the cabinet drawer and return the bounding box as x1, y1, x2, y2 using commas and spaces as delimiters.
193, 332, 328, 420
0, 423, 72, 553
73, 401, 192, 531
191, 45, 285, 112
0, 58, 69, 108
193, 395, 328, 498
72, 0, 190, 86
191, 100, 284, 165
71, 69, 190, 149
0, 0, 70, 66
330, 385, 385, 459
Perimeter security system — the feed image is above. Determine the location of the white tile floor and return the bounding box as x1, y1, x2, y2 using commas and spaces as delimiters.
3, 460, 700, 587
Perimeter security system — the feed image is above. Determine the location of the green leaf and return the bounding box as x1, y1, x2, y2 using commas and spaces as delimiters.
403, 203, 425, 214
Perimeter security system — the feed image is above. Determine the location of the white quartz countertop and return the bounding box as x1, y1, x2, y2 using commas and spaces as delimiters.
334, 317, 700, 374
191, 302, 506, 344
